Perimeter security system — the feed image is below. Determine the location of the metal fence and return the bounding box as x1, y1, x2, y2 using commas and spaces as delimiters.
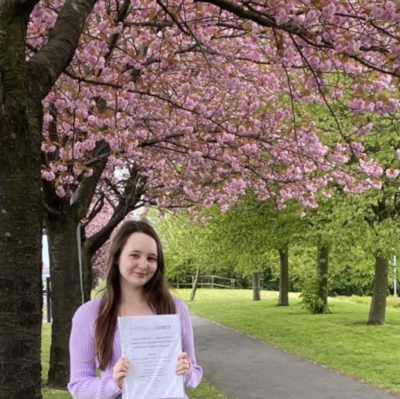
169, 275, 236, 289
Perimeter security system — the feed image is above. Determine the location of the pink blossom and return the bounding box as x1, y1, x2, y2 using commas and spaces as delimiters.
57, 164, 68, 173
62, 175, 75, 185
83, 139, 97, 151
41, 142, 56, 152
241, 143, 258, 154
359, 159, 383, 178
280, 188, 294, 199
58, 148, 69, 161
304, 9, 319, 27
275, 8, 289, 25
73, 166, 83, 176
55, 186, 66, 198
348, 98, 366, 113
322, 3, 336, 20
372, 6, 384, 20
349, 142, 365, 154
41, 170, 56, 181
354, 122, 373, 136
180, 83, 191, 96
220, 204, 230, 213
386, 169, 400, 179
321, 191, 332, 199
26, 0, 399, 215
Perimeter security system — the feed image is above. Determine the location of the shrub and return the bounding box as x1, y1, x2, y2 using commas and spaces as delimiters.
300, 276, 331, 314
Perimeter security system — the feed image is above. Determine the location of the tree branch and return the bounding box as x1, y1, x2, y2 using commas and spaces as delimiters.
27, 0, 98, 100
84, 165, 146, 254
70, 140, 109, 219
83, 192, 105, 227
98, 0, 131, 73
84, 198, 142, 255
196, 0, 316, 40
196, 0, 393, 69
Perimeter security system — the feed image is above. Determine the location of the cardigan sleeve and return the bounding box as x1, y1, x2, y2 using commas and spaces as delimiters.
68, 306, 122, 399
175, 298, 203, 389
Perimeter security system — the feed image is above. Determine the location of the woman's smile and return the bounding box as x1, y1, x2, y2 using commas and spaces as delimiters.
132, 271, 147, 277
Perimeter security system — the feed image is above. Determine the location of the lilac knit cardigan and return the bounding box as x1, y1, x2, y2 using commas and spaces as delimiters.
68, 296, 203, 399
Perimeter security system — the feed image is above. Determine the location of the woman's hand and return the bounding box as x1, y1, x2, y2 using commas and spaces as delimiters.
176, 352, 191, 375
113, 357, 130, 389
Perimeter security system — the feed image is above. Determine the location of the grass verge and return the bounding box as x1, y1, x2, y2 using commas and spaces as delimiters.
174, 289, 400, 394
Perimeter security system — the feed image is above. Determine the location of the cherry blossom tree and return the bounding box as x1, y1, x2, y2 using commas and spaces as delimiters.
32, 1, 371, 387
2, 0, 400, 396
1, 2, 96, 398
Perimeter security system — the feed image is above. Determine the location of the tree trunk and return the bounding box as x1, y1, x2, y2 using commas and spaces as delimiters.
316, 246, 329, 307
45, 216, 83, 388
0, 7, 43, 399
252, 272, 261, 301
82, 244, 93, 302
278, 247, 289, 306
43, 148, 141, 388
0, 107, 43, 399
42, 140, 110, 388
0, 2, 111, 396
190, 266, 201, 301
368, 256, 388, 325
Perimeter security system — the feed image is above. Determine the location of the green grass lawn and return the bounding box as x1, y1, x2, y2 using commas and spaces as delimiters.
41, 323, 225, 399
174, 289, 400, 395
42, 289, 399, 397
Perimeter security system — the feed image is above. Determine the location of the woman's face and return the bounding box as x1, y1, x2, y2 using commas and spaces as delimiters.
117, 232, 158, 290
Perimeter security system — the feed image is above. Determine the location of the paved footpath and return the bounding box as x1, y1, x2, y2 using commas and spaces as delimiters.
191, 314, 400, 399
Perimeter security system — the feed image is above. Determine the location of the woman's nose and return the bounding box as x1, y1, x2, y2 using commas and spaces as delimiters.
137, 256, 147, 268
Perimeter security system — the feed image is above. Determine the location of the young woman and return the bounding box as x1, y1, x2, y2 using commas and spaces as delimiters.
68, 220, 203, 399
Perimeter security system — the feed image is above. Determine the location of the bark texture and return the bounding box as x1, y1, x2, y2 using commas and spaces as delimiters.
43, 142, 107, 388
367, 256, 388, 325
278, 247, 289, 306
44, 154, 143, 387
190, 266, 201, 301
1, 0, 101, 394
0, 5, 42, 399
45, 215, 83, 388
316, 246, 329, 307
252, 272, 261, 301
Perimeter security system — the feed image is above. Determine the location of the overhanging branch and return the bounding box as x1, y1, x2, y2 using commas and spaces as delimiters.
27, 0, 98, 100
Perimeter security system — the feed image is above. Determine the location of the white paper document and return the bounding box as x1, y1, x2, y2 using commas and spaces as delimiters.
118, 314, 184, 399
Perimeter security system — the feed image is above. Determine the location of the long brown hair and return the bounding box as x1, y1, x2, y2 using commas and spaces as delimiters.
95, 220, 175, 370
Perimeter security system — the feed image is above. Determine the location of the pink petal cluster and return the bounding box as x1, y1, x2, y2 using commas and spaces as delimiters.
27, 0, 400, 210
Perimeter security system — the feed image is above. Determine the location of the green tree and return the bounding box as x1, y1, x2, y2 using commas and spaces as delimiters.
159, 194, 306, 303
